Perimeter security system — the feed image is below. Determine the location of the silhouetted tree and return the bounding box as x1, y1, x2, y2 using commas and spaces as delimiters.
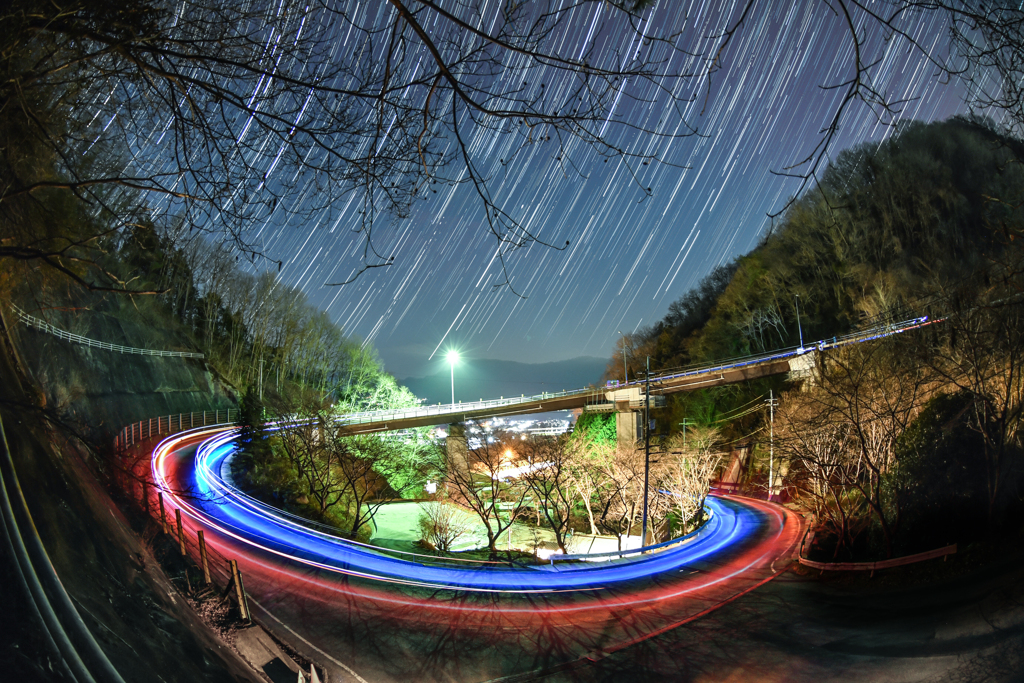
235, 386, 271, 471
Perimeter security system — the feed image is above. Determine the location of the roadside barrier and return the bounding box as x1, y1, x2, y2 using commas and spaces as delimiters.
799, 544, 957, 577
115, 409, 237, 449
144, 460, 252, 623
798, 516, 957, 576
10, 303, 204, 358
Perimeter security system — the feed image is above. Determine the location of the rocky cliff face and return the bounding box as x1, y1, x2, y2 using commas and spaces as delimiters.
0, 303, 259, 683
3, 304, 235, 441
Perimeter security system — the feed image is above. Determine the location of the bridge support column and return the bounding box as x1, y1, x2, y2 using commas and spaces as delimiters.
446, 423, 468, 473
615, 411, 640, 450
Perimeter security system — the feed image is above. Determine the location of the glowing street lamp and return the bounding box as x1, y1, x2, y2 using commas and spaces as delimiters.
447, 350, 459, 405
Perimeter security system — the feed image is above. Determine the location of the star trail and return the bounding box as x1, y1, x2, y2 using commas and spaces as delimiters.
152, 1, 988, 378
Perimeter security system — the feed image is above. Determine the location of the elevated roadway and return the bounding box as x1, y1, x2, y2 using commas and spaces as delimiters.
335, 316, 937, 435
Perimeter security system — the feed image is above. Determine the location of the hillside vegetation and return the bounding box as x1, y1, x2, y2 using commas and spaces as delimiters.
616, 116, 1024, 376
609, 116, 1024, 561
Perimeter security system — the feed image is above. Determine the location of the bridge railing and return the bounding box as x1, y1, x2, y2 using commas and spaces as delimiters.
335, 386, 609, 428
113, 316, 941, 448
324, 317, 938, 430
640, 315, 934, 387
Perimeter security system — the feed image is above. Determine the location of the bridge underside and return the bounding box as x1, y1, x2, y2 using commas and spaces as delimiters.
337, 355, 808, 441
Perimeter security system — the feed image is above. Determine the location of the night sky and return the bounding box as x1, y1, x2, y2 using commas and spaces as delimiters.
232, 2, 984, 380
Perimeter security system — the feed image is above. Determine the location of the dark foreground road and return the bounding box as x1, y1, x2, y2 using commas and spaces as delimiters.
537, 551, 1024, 683
160, 431, 1023, 683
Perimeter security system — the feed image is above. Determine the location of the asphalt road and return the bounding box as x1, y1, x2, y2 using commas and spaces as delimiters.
156, 430, 1024, 683
157, 430, 806, 681
539, 553, 1024, 683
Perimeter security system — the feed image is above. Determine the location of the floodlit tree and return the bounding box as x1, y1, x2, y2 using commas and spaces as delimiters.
330, 433, 409, 539
594, 445, 649, 549
777, 399, 865, 558
276, 412, 349, 518
418, 497, 474, 553
235, 386, 272, 471
659, 426, 722, 535
519, 436, 579, 554
565, 437, 616, 536
799, 339, 933, 558
439, 429, 532, 558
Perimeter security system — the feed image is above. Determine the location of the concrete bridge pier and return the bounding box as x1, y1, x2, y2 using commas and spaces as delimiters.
615, 412, 640, 450
601, 386, 658, 450
446, 423, 468, 472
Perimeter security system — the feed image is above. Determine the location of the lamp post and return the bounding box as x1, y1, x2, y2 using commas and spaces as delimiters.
447, 350, 459, 405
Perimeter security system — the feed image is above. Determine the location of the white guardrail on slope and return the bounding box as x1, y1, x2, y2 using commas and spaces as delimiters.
11, 304, 204, 359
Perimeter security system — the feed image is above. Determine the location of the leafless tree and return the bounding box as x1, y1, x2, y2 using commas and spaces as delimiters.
926, 273, 1024, 522
438, 430, 532, 558
593, 445, 649, 549
519, 436, 580, 554
276, 412, 349, 517
735, 303, 788, 354
777, 396, 866, 558
418, 497, 474, 553
658, 426, 722, 535
800, 339, 933, 557
922, 3, 1024, 136
565, 438, 616, 536
330, 433, 409, 539
1, 0, 705, 295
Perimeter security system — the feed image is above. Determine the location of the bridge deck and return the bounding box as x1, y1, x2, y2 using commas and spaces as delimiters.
338, 316, 935, 434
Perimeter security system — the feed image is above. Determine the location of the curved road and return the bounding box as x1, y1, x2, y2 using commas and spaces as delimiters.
153, 428, 804, 682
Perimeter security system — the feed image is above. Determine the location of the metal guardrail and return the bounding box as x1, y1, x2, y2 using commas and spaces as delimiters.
799, 544, 958, 575
115, 410, 237, 450
10, 304, 204, 359
797, 513, 957, 575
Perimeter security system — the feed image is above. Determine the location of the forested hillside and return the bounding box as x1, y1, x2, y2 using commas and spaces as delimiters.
111, 227, 417, 412
609, 116, 1024, 561
612, 116, 1024, 378
3, 221, 416, 427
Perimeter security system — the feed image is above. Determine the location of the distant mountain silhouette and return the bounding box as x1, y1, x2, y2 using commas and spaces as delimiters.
399, 356, 608, 405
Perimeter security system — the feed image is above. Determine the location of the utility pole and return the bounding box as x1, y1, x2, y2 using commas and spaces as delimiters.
641, 356, 651, 548
617, 330, 628, 383
770, 389, 774, 498
258, 358, 264, 401
795, 295, 805, 352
